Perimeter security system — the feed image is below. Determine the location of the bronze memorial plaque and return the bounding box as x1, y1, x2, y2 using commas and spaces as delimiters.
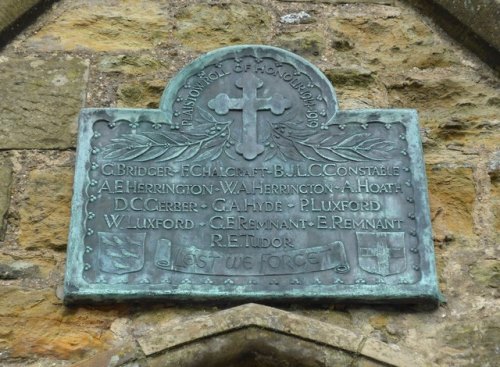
64, 45, 441, 305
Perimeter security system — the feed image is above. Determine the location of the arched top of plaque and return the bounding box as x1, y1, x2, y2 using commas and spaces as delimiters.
160, 45, 338, 160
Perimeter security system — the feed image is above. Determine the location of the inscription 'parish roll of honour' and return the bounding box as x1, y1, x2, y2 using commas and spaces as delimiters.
65, 46, 441, 304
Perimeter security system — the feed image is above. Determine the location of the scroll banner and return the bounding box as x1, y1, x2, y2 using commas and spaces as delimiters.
154, 239, 350, 276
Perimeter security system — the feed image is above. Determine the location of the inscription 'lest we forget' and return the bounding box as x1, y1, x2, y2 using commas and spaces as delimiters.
64, 45, 441, 305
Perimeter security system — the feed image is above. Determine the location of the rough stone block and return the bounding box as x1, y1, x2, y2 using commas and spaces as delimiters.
328, 8, 459, 70
277, 31, 326, 57
0, 248, 64, 280
324, 66, 374, 87
277, 0, 393, 3
174, 2, 272, 51
280, 11, 314, 24
97, 55, 165, 76
117, 79, 165, 109
489, 161, 500, 236
137, 303, 429, 367
0, 0, 41, 34
469, 259, 500, 289
0, 287, 118, 361
0, 261, 38, 280
433, 0, 499, 51
426, 166, 475, 237
442, 317, 500, 366
0, 158, 12, 240
323, 66, 388, 110
0, 56, 88, 149
24, 1, 171, 52
386, 68, 500, 151
18, 167, 74, 250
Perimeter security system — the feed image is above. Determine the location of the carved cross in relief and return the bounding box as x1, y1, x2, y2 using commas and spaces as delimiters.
208, 74, 291, 160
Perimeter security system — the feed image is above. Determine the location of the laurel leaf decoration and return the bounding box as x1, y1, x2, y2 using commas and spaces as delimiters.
269, 121, 397, 162
101, 110, 234, 162
100, 115, 398, 163
198, 107, 220, 124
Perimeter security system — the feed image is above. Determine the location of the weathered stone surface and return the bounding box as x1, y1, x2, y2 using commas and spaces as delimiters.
0, 249, 61, 287
148, 328, 357, 367
98, 55, 165, 76
427, 166, 475, 237
69, 344, 139, 367
414, 0, 500, 51
280, 11, 314, 24
174, 2, 272, 51
0, 250, 59, 281
278, 0, 393, 3
138, 304, 364, 356
0, 0, 41, 34
140, 304, 429, 367
25, 0, 171, 52
442, 317, 500, 366
469, 259, 500, 290
324, 66, 389, 109
276, 31, 325, 57
0, 261, 38, 280
328, 6, 460, 70
330, 32, 355, 51
406, 0, 499, 73
361, 337, 428, 367
0, 56, 88, 149
0, 158, 12, 240
324, 66, 374, 87
385, 68, 498, 111
385, 68, 500, 152
117, 79, 164, 108
0, 287, 120, 361
332, 3, 401, 18
18, 167, 74, 250
490, 163, 500, 236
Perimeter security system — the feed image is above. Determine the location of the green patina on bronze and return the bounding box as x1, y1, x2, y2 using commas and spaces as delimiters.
64, 45, 442, 305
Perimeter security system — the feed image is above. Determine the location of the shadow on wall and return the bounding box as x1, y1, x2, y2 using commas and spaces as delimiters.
0, 0, 59, 49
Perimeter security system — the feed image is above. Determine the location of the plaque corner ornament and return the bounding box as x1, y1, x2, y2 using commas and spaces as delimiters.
64, 45, 441, 306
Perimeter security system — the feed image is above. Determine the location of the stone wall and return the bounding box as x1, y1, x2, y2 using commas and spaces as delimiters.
0, 0, 498, 366
406, 0, 500, 73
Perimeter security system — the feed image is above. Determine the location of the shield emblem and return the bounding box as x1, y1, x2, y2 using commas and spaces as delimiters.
98, 232, 145, 274
356, 232, 406, 276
